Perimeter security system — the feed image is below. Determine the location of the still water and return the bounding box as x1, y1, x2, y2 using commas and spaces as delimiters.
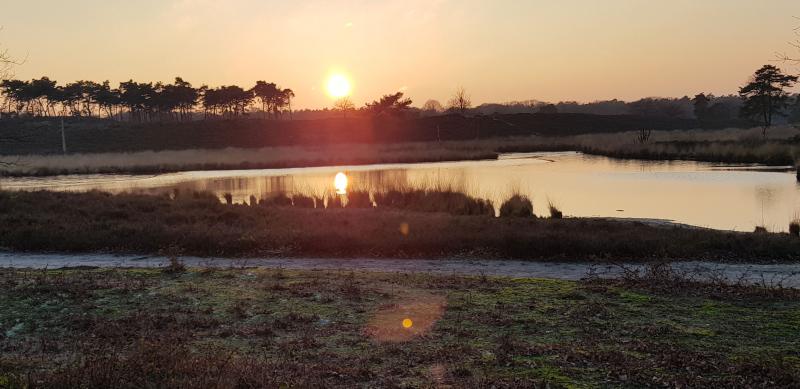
2, 152, 798, 232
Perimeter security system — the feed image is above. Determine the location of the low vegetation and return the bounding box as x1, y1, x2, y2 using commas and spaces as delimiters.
1, 190, 799, 261
1, 267, 798, 387
1, 126, 798, 176
499, 194, 534, 218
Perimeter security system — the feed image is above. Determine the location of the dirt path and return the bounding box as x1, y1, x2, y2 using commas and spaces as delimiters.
3, 252, 800, 287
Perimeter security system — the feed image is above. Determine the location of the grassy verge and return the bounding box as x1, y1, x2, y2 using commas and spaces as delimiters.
1, 267, 798, 387
1, 190, 799, 261
1, 126, 799, 176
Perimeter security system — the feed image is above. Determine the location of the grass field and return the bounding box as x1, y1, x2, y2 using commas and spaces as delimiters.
1, 267, 798, 387
2, 190, 799, 261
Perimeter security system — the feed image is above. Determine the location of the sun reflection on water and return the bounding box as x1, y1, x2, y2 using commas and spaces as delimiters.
334, 172, 348, 195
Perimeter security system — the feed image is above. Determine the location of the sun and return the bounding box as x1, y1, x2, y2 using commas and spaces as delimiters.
327, 74, 352, 98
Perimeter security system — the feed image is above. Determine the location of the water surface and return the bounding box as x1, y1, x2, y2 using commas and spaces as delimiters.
2, 152, 798, 232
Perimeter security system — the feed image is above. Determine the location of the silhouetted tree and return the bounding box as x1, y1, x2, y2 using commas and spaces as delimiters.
538, 104, 558, 114
94, 81, 121, 119
250, 82, 293, 119
692, 93, 710, 120
251, 81, 279, 119
739, 65, 798, 135
203, 85, 253, 118
119, 80, 155, 121
365, 92, 412, 117
448, 87, 471, 114
0, 79, 30, 114
161, 77, 198, 121
333, 97, 355, 118
628, 97, 692, 118
270, 87, 293, 119
421, 99, 444, 115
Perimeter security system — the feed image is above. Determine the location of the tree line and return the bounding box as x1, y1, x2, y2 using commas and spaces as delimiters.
0, 77, 295, 121
2, 65, 799, 132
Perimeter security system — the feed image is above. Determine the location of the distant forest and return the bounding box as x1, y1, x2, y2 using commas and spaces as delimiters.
1, 75, 799, 125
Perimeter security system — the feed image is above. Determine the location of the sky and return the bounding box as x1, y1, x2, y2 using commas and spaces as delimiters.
1, 0, 799, 109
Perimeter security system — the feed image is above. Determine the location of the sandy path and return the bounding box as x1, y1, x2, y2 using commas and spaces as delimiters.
2, 252, 800, 287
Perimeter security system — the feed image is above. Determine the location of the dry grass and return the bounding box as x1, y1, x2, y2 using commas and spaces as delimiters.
498, 194, 534, 218
1, 126, 798, 176
499, 125, 800, 166
2, 190, 800, 261
0, 141, 499, 176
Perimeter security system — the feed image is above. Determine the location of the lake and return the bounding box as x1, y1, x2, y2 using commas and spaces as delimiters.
2, 152, 798, 232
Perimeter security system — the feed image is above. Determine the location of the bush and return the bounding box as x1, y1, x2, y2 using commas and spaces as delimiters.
790, 221, 800, 237
499, 195, 534, 218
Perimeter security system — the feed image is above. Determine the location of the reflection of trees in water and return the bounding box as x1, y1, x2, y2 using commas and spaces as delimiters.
754, 186, 776, 210
135, 167, 473, 204
350, 170, 411, 191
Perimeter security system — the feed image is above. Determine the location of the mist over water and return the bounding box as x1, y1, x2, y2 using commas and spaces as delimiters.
2, 152, 798, 232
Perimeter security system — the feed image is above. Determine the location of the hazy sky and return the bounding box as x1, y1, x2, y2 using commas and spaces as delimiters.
1, 0, 799, 109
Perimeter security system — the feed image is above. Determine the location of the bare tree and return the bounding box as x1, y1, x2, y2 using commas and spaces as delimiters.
1, 36, 21, 119
333, 97, 355, 118
0, 34, 24, 166
776, 16, 800, 65
448, 87, 472, 115
421, 99, 444, 116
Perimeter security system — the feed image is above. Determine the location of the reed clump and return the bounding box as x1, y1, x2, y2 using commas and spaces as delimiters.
499, 195, 534, 218
790, 220, 800, 237
373, 189, 493, 216
548, 201, 563, 219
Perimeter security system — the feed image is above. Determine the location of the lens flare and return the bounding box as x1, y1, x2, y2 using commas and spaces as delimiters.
402, 318, 413, 329
334, 172, 348, 194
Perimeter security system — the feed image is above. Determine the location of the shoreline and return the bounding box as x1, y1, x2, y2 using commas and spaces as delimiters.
3, 252, 799, 287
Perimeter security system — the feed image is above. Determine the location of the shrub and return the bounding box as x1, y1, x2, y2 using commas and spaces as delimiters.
790, 221, 800, 237
499, 195, 534, 218
223, 192, 233, 205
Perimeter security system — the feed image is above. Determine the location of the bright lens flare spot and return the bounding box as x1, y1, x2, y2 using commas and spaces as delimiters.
334, 172, 348, 195
402, 318, 413, 329
327, 74, 351, 98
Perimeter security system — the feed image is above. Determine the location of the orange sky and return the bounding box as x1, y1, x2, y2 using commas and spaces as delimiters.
1, 0, 799, 109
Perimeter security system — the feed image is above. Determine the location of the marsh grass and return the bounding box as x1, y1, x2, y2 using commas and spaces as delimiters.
2, 190, 800, 261
547, 200, 563, 219
499, 194, 534, 218
2, 126, 798, 176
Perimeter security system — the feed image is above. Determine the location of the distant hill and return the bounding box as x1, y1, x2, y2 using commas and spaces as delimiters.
0, 113, 747, 155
